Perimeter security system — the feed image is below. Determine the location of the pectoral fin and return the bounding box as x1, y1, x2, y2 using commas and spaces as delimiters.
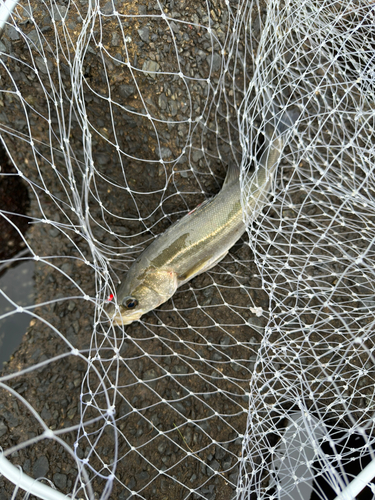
178, 250, 228, 285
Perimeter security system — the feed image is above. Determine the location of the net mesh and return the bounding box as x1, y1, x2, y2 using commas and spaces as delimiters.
0, 0, 374, 499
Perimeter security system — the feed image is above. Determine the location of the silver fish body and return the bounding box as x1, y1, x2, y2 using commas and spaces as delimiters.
109, 113, 295, 325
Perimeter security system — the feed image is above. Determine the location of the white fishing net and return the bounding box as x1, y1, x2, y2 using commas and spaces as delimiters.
0, 0, 374, 499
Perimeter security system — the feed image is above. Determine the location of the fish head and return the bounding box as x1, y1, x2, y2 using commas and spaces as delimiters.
108, 267, 178, 326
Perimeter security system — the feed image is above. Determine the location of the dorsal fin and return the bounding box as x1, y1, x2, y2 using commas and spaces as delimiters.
223, 163, 240, 187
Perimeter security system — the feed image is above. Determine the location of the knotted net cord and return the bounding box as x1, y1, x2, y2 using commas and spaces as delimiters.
0, 0, 374, 499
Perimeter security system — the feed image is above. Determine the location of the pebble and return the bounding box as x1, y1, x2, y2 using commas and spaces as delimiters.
96, 153, 111, 166
138, 27, 149, 43
136, 471, 149, 482
127, 477, 136, 490
215, 446, 226, 460
170, 21, 180, 34
49, 227, 60, 237
61, 263, 72, 275
53, 472, 67, 490
158, 147, 172, 159
142, 368, 158, 389
192, 150, 204, 162
208, 53, 221, 72
35, 56, 54, 75
23, 459, 31, 473
41, 406, 51, 420
27, 30, 42, 51
157, 443, 166, 453
173, 401, 187, 415
169, 100, 178, 116
51, 5, 67, 21
119, 84, 136, 98
0, 421, 7, 438
158, 93, 168, 110
142, 60, 159, 78
171, 364, 188, 374
3, 410, 19, 428
4, 25, 19, 41
100, 2, 113, 15
111, 33, 120, 46
33, 455, 49, 478
209, 459, 220, 472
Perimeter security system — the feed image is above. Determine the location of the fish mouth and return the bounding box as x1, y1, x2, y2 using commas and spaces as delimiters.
103, 303, 143, 326
112, 308, 144, 326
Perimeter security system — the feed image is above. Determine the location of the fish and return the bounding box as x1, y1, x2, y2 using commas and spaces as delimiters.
108, 110, 298, 325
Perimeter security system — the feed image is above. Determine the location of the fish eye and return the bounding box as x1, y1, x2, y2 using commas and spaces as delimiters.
122, 297, 138, 309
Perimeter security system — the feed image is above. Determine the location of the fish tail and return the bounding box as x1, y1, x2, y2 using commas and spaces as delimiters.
260, 106, 299, 171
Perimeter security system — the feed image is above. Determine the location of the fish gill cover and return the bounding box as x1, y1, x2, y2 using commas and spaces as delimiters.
0, 0, 374, 499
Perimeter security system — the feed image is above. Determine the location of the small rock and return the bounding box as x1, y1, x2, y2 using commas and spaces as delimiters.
5, 25, 19, 40
33, 455, 49, 478
128, 477, 136, 490
96, 153, 111, 166
177, 155, 187, 164
192, 150, 204, 162
208, 53, 221, 72
136, 471, 149, 482
27, 30, 42, 51
150, 413, 160, 427
49, 227, 60, 237
169, 100, 178, 116
158, 93, 167, 110
143, 368, 158, 389
67, 407, 76, 419
67, 301, 76, 311
138, 27, 149, 43
0, 421, 7, 438
119, 84, 136, 99
111, 33, 120, 46
209, 459, 220, 472
229, 471, 238, 484
53, 472, 67, 490
35, 56, 54, 75
61, 262, 72, 275
51, 5, 67, 21
100, 2, 113, 15
158, 147, 172, 159
23, 459, 31, 473
142, 60, 159, 78
41, 406, 51, 421
171, 364, 188, 374
3, 410, 18, 428
119, 400, 131, 417
215, 446, 226, 460
172, 402, 187, 415
170, 21, 180, 34
157, 443, 166, 454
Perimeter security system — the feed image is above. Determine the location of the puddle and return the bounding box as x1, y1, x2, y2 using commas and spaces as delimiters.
0, 260, 35, 366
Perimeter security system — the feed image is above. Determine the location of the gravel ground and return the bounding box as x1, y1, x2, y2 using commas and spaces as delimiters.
2, 1, 373, 499
0, 1, 268, 499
